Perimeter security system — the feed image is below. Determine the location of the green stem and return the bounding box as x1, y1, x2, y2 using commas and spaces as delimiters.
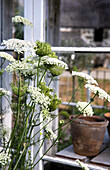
4, 96, 11, 107
18, 53, 20, 61
33, 137, 45, 162
30, 115, 57, 141
38, 70, 47, 85
15, 115, 30, 166
13, 144, 27, 170
48, 77, 54, 86
2, 78, 8, 90
8, 102, 35, 169
1, 58, 6, 67
16, 24, 22, 38
37, 57, 41, 86
80, 93, 97, 114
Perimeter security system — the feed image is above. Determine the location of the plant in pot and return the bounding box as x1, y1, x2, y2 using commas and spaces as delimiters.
69, 71, 109, 156
0, 16, 68, 169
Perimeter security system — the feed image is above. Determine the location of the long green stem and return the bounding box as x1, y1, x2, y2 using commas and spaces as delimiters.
0, 58, 6, 68
48, 77, 54, 86
8, 102, 35, 169
37, 57, 41, 86
13, 144, 27, 170
4, 96, 11, 107
33, 137, 45, 162
80, 93, 97, 114
38, 70, 47, 86
30, 115, 57, 141
14, 116, 29, 167
16, 24, 22, 38
18, 53, 20, 61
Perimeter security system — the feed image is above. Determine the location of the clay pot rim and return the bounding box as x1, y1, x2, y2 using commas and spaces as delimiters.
69, 115, 109, 127
104, 112, 110, 118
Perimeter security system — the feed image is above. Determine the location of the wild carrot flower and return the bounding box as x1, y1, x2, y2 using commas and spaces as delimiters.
76, 101, 94, 116
85, 84, 110, 102
5, 60, 38, 77
6, 60, 31, 72
0, 52, 15, 62
42, 56, 68, 69
12, 15, 33, 28
72, 71, 98, 85
27, 86, 50, 109
2, 38, 36, 54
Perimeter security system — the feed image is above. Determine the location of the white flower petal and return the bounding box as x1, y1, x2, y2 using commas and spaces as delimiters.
76, 101, 94, 116
0, 52, 15, 62
27, 86, 50, 109
72, 71, 98, 85
85, 84, 110, 102
2, 39, 36, 54
12, 16, 33, 28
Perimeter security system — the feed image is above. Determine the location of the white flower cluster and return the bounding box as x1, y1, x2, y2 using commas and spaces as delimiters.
41, 56, 68, 69
0, 150, 11, 166
2, 39, 36, 54
45, 127, 57, 141
72, 71, 98, 85
0, 88, 11, 96
12, 15, 33, 28
5, 60, 37, 77
76, 101, 94, 116
0, 52, 15, 62
5, 60, 30, 73
27, 86, 50, 108
75, 159, 90, 170
85, 84, 110, 102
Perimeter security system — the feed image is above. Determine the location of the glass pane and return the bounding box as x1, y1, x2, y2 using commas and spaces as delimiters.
12, 0, 24, 39
59, 0, 110, 115
60, 0, 110, 47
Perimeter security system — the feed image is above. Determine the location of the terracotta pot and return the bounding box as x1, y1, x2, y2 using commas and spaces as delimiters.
69, 115, 109, 156
104, 112, 110, 137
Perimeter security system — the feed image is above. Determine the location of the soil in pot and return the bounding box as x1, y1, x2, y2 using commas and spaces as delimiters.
69, 115, 109, 156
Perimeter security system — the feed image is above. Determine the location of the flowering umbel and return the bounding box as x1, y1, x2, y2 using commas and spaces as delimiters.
72, 71, 110, 117
2, 39, 36, 54
72, 71, 98, 85
0, 52, 15, 62
85, 84, 110, 102
12, 16, 33, 28
76, 101, 94, 116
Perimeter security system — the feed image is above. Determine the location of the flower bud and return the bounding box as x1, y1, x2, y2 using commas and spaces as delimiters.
35, 41, 51, 56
